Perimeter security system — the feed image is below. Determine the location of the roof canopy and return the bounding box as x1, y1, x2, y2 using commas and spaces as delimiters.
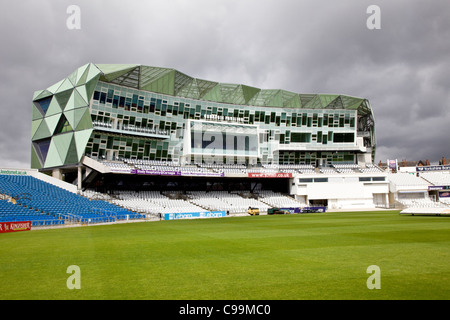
95, 64, 373, 116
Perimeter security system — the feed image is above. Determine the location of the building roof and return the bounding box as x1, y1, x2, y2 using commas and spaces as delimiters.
94, 64, 373, 116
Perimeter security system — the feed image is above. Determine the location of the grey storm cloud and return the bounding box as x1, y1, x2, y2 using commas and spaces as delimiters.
0, 0, 449, 168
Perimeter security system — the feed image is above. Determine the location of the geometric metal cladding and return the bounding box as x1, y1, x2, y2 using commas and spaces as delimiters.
95, 64, 373, 116
31, 63, 100, 169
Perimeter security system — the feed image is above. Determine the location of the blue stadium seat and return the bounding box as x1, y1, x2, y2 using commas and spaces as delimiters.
0, 174, 144, 226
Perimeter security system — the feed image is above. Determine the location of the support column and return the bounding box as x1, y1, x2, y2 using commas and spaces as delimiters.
77, 166, 82, 191
52, 168, 62, 180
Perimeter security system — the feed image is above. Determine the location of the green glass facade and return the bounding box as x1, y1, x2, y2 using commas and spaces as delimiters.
32, 64, 376, 169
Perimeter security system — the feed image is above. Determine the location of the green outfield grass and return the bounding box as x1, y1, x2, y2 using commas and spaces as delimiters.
0, 210, 449, 300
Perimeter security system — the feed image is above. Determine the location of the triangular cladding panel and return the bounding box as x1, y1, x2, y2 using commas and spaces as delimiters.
299, 94, 317, 107
30, 144, 42, 169
54, 114, 74, 135
174, 71, 194, 96
63, 109, 77, 131
176, 78, 200, 99
32, 104, 44, 121
284, 94, 301, 108
96, 64, 139, 82
109, 66, 140, 89
74, 108, 92, 131
248, 90, 270, 106
44, 138, 64, 168
75, 86, 89, 104
85, 63, 102, 84
33, 96, 52, 116
74, 129, 94, 159
64, 135, 80, 165
281, 90, 300, 108
65, 89, 88, 111
32, 119, 52, 141
45, 96, 63, 117
341, 96, 364, 111
32, 138, 52, 167
31, 119, 43, 140
67, 68, 78, 86
52, 132, 74, 165
303, 95, 323, 109
84, 75, 101, 101
196, 79, 219, 99
223, 84, 246, 104
219, 83, 241, 104
44, 113, 61, 136
75, 64, 90, 86
241, 85, 260, 104
141, 69, 175, 95
46, 79, 65, 95
34, 90, 53, 101
325, 96, 344, 110
33, 90, 44, 101
139, 66, 173, 89
319, 95, 339, 108
201, 84, 222, 102
55, 78, 74, 94
54, 89, 74, 110
261, 90, 283, 107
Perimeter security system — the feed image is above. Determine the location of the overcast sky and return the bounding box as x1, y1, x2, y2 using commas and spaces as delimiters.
0, 0, 449, 168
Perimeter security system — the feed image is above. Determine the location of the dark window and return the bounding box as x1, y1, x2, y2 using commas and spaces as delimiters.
291, 132, 311, 143
333, 133, 354, 143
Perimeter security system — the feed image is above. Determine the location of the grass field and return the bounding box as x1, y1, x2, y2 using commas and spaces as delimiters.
0, 210, 449, 300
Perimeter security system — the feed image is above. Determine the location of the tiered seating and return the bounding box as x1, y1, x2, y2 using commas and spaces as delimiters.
0, 174, 145, 226
361, 163, 383, 173
420, 172, 450, 187
242, 167, 278, 174
180, 166, 211, 175
102, 161, 133, 171
257, 190, 305, 207
388, 173, 431, 186
0, 199, 63, 226
298, 164, 316, 174
96, 158, 387, 177
398, 197, 447, 208
333, 164, 359, 173
112, 190, 206, 215
127, 159, 181, 169
400, 197, 450, 215
187, 191, 270, 214
127, 159, 214, 175
200, 163, 246, 175
319, 167, 337, 174
277, 165, 302, 174
188, 191, 238, 213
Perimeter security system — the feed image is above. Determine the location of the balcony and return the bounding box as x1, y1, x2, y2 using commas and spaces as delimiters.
92, 121, 170, 139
